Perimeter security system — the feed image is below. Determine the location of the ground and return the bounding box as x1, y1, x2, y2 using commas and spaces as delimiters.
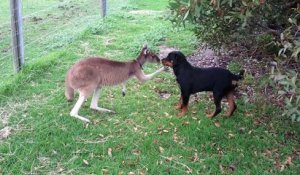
0, 0, 299, 174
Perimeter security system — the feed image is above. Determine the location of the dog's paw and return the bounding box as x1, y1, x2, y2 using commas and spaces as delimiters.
206, 112, 215, 119
178, 111, 187, 117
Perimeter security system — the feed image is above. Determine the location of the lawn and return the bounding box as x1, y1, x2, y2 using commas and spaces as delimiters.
0, 0, 299, 174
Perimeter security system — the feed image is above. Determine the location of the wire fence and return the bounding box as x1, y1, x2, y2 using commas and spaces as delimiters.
0, 0, 106, 83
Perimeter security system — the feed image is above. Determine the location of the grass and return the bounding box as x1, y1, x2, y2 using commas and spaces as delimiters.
0, 0, 299, 174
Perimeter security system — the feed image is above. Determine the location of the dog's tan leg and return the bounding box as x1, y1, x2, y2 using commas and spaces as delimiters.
225, 91, 236, 117
70, 94, 90, 122
90, 87, 115, 113
178, 105, 188, 117
175, 96, 183, 110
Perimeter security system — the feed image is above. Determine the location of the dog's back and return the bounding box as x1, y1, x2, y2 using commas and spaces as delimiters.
177, 66, 243, 94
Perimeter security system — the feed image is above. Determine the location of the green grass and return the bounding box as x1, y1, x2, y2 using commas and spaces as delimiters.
0, 0, 299, 174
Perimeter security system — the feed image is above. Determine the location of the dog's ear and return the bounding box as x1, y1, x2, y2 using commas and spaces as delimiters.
170, 51, 182, 66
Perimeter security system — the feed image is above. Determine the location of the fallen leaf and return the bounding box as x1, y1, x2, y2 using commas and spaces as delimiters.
173, 134, 179, 143
229, 164, 236, 171
276, 162, 285, 172
159, 146, 165, 153
108, 148, 113, 157
219, 164, 225, 174
83, 159, 89, 165
228, 133, 235, 138
165, 157, 173, 162
160, 92, 171, 99
102, 169, 110, 175
132, 149, 141, 156
182, 121, 190, 126
239, 127, 246, 133
190, 152, 199, 162
214, 121, 221, 127
128, 172, 135, 175
284, 156, 293, 166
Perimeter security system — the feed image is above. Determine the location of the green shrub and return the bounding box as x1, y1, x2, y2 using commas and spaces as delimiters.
168, 0, 299, 58
271, 70, 300, 122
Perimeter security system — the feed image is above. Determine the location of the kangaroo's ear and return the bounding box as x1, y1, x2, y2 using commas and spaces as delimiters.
141, 44, 148, 55
143, 48, 149, 55
143, 44, 148, 49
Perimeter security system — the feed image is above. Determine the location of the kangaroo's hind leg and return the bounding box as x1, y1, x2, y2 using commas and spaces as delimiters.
90, 87, 115, 113
70, 93, 90, 122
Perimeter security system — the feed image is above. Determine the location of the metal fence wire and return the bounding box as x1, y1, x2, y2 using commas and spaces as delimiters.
0, 0, 107, 83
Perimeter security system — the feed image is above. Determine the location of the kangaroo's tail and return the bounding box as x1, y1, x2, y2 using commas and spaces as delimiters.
65, 72, 74, 102
231, 70, 245, 81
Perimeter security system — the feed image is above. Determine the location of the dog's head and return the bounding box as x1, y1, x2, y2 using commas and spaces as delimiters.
161, 51, 187, 67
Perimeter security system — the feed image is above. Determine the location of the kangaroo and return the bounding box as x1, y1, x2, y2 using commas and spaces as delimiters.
65, 45, 165, 122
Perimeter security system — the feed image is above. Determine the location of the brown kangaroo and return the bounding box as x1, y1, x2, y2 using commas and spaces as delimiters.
65, 45, 165, 122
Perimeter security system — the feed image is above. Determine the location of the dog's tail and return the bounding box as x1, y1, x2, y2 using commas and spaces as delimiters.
65, 72, 74, 102
231, 70, 245, 81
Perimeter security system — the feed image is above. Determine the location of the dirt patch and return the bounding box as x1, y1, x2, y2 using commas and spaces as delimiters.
158, 45, 178, 59
187, 46, 231, 68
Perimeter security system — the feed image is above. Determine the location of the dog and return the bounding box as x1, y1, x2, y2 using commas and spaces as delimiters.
162, 51, 244, 118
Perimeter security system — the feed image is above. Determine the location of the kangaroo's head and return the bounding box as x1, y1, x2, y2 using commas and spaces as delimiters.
137, 44, 160, 65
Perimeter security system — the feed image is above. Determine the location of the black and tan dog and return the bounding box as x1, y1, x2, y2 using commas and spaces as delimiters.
162, 51, 244, 118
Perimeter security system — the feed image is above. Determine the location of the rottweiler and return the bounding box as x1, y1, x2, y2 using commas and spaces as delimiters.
162, 51, 244, 118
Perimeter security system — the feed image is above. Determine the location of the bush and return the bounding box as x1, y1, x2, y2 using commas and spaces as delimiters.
168, 0, 300, 61
271, 69, 300, 122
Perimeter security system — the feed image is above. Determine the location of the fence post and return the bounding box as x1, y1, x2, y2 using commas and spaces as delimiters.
100, 0, 107, 17
10, 0, 24, 72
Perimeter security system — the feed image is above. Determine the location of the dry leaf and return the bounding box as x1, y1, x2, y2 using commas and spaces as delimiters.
159, 146, 165, 153
229, 164, 236, 171
239, 127, 246, 133
163, 129, 169, 133
132, 149, 141, 156
102, 169, 110, 175
284, 156, 293, 166
190, 152, 199, 162
219, 164, 225, 174
83, 159, 89, 165
128, 172, 135, 175
173, 134, 179, 143
160, 92, 171, 99
182, 121, 190, 126
165, 157, 173, 162
275, 162, 285, 172
228, 133, 235, 138
214, 121, 221, 127
108, 148, 113, 157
